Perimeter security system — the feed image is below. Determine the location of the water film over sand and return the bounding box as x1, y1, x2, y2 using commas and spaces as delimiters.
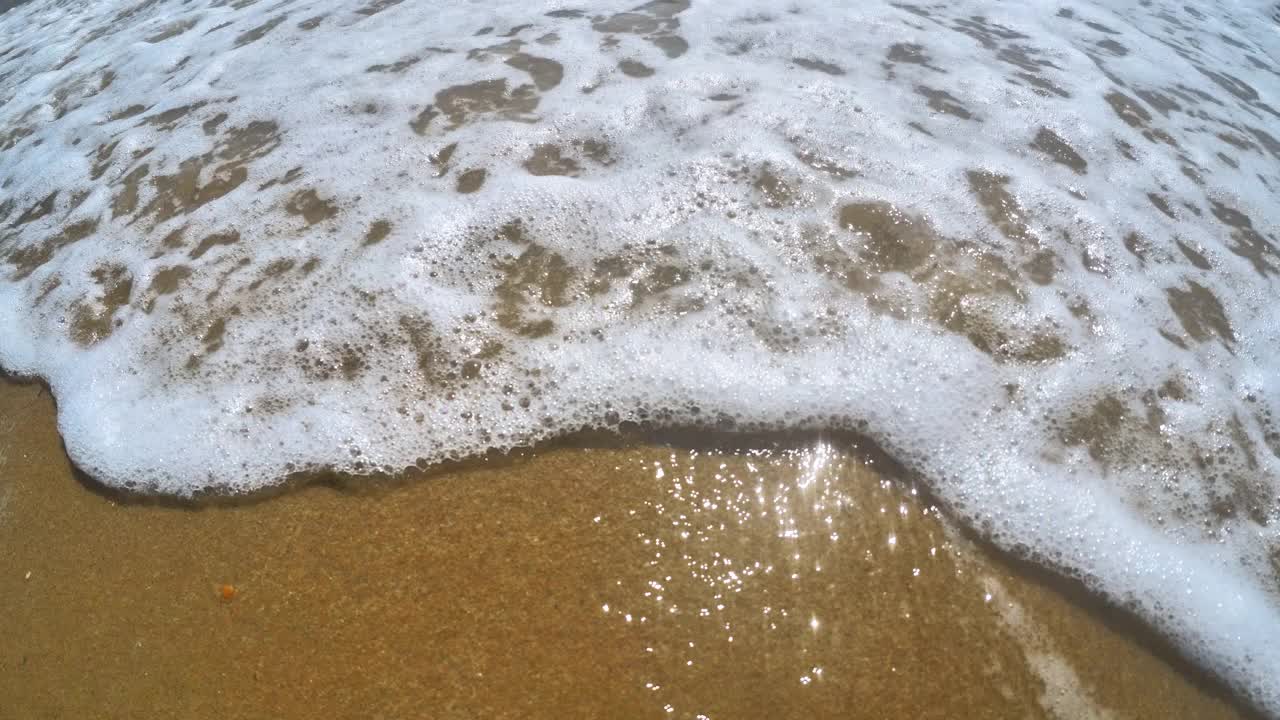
0, 379, 1259, 719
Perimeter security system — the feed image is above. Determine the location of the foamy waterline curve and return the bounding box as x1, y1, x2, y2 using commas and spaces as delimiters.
1, 0, 1279, 713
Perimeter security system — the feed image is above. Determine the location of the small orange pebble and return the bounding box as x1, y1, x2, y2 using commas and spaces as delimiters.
219, 584, 237, 602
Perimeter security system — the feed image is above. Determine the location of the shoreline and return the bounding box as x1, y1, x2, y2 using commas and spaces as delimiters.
0, 375, 1264, 718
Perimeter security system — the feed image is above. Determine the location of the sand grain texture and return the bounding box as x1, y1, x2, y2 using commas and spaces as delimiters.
0, 379, 1255, 719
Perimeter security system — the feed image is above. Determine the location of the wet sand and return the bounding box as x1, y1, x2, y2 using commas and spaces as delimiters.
0, 377, 1259, 719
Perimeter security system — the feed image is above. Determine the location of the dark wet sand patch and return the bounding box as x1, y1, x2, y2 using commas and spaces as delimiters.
916, 85, 974, 119
188, 229, 240, 260
1030, 128, 1087, 173
456, 167, 487, 193
794, 57, 844, 75
362, 219, 392, 246
619, 59, 655, 77
284, 189, 339, 225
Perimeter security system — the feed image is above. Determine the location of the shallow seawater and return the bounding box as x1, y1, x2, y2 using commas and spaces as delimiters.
0, 380, 1256, 718
0, 0, 1279, 714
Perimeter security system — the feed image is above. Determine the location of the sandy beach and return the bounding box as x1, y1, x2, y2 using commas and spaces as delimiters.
0, 377, 1259, 719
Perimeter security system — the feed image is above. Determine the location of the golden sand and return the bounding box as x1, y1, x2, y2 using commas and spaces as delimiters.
0, 378, 1259, 719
